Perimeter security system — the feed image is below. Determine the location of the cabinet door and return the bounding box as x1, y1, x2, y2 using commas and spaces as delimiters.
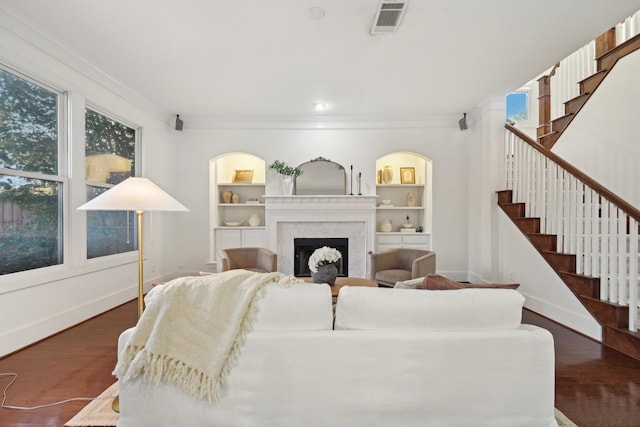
215, 229, 242, 251
242, 229, 266, 247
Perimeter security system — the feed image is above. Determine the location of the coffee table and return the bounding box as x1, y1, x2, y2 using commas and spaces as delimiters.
303, 276, 378, 301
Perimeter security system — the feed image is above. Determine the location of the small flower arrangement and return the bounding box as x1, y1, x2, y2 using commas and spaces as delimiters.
269, 160, 302, 177
308, 246, 342, 273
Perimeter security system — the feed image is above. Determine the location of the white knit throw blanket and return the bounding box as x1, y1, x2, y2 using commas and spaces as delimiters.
114, 270, 298, 403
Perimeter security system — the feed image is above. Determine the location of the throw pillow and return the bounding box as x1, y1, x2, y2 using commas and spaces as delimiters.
420, 274, 519, 290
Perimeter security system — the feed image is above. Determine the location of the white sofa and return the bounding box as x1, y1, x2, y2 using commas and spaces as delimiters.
116, 282, 558, 427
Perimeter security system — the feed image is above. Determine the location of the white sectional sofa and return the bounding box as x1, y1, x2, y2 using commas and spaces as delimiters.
116, 281, 558, 427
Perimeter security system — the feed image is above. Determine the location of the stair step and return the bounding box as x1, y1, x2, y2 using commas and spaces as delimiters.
559, 272, 600, 298
538, 132, 559, 149
500, 202, 525, 217
602, 325, 640, 360
513, 217, 540, 234
496, 190, 513, 205
579, 70, 607, 95
528, 233, 557, 251
543, 251, 576, 273
581, 296, 629, 329
564, 93, 590, 115
551, 113, 575, 133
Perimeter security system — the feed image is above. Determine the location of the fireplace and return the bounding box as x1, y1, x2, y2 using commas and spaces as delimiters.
294, 237, 349, 277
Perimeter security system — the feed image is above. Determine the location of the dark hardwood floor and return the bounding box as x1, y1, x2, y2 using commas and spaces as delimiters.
0, 301, 639, 426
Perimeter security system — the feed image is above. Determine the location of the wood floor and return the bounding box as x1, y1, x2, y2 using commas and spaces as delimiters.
0, 301, 639, 427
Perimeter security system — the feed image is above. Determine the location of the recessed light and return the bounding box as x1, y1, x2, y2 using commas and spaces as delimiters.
313, 102, 326, 112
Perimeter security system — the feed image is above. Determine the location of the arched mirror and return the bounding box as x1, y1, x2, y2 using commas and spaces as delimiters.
295, 157, 347, 195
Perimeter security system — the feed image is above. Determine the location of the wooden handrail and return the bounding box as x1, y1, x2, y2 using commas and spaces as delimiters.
505, 124, 640, 223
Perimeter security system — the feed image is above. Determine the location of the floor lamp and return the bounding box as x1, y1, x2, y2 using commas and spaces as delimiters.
78, 177, 189, 412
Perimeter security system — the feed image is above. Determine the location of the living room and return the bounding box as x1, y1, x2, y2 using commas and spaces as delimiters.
2, 3, 640, 423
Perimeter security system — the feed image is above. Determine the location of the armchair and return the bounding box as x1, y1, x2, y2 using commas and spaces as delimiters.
219, 247, 278, 273
370, 248, 436, 287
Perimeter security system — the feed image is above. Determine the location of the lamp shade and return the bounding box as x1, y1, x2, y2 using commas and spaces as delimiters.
78, 177, 189, 212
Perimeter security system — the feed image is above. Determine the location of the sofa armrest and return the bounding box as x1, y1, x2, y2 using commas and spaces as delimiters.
412, 251, 436, 278
218, 250, 231, 271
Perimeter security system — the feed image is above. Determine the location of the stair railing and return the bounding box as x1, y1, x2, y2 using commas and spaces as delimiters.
548, 10, 640, 122
504, 124, 640, 331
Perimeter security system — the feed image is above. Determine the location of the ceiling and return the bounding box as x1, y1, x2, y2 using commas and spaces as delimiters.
3, 0, 640, 125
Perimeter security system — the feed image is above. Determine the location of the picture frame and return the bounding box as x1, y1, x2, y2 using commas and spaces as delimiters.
400, 167, 415, 184
232, 169, 254, 183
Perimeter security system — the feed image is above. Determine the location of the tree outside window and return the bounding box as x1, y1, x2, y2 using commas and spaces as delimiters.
0, 67, 62, 275
85, 109, 137, 258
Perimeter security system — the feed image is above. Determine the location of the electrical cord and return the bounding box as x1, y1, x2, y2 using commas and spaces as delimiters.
1, 372, 109, 410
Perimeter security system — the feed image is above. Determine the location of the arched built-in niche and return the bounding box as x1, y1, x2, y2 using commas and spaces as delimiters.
375, 152, 433, 251
209, 153, 266, 267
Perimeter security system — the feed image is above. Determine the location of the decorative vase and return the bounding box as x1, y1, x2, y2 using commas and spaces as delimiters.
266, 168, 282, 195
406, 191, 416, 207
222, 190, 232, 203
232, 193, 240, 203
383, 166, 393, 184
377, 169, 383, 184
380, 219, 392, 232
281, 175, 294, 195
248, 213, 260, 226
312, 263, 339, 286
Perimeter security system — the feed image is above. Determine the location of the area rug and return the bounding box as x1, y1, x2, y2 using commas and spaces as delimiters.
65, 382, 578, 427
64, 382, 119, 427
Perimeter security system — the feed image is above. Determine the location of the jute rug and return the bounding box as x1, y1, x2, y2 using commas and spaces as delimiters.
65, 382, 578, 427
64, 382, 119, 427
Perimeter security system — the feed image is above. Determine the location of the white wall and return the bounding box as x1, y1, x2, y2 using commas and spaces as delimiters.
171, 126, 470, 279
0, 10, 180, 356
553, 51, 640, 209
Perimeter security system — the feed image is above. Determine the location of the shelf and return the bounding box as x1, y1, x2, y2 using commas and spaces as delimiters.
376, 231, 430, 235
376, 206, 424, 210
218, 203, 265, 207
376, 184, 423, 188
217, 183, 265, 186
214, 226, 265, 230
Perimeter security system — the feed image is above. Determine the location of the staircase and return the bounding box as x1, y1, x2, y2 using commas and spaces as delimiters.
500, 125, 640, 360
537, 32, 640, 149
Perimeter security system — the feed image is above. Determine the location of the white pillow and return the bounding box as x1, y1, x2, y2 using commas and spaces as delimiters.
253, 282, 334, 330
334, 286, 524, 330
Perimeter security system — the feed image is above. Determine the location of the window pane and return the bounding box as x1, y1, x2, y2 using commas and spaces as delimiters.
0, 175, 62, 274
85, 109, 137, 259
0, 68, 58, 175
506, 92, 529, 121
86, 186, 136, 259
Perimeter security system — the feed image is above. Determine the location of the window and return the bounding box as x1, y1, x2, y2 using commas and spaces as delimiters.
506, 92, 529, 122
0, 67, 62, 275
84, 108, 137, 259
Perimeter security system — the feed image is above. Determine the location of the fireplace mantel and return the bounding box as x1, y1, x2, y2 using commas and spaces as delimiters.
264, 195, 377, 278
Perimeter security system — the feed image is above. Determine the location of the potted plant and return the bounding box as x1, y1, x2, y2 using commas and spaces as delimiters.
308, 246, 342, 285
267, 160, 302, 195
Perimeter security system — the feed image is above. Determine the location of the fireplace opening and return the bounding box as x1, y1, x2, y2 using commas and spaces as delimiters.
294, 237, 348, 277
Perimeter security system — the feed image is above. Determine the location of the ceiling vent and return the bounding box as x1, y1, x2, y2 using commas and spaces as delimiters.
370, 1, 408, 34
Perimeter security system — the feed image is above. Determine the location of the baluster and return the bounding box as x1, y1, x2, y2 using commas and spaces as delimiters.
601, 202, 610, 300
628, 218, 638, 331
618, 210, 628, 306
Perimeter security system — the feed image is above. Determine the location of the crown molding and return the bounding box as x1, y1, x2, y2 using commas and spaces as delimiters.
177, 114, 460, 130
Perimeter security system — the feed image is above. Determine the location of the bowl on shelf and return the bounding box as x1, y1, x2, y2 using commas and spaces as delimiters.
224, 221, 243, 227
380, 199, 392, 206
401, 223, 414, 228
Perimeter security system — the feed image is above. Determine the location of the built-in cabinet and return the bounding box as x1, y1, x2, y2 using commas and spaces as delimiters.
375, 153, 432, 251
210, 153, 266, 269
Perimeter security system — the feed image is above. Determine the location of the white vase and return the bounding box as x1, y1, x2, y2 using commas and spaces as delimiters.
281, 175, 294, 195
266, 169, 282, 195
248, 213, 261, 226
406, 191, 416, 207
380, 219, 392, 232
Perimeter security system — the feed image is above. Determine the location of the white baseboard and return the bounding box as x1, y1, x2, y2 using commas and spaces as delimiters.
521, 292, 602, 341
0, 287, 133, 357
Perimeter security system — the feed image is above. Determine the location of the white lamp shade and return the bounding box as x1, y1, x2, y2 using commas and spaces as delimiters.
78, 177, 189, 212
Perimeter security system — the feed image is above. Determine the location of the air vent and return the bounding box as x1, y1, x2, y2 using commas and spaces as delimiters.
371, 1, 408, 34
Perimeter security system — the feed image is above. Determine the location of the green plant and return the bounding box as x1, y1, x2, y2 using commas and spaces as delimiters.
269, 160, 302, 177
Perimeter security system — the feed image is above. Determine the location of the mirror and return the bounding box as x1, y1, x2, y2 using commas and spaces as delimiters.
295, 157, 347, 195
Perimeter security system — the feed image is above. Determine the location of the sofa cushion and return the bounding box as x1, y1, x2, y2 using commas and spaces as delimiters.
375, 269, 412, 284
253, 282, 334, 330
420, 274, 520, 290
334, 286, 524, 330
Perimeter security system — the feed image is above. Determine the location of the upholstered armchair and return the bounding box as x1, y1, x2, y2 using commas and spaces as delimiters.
219, 247, 278, 273
370, 248, 436, 287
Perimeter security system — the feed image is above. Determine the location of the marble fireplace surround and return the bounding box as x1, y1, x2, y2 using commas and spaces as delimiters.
264, 196, 377, 278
